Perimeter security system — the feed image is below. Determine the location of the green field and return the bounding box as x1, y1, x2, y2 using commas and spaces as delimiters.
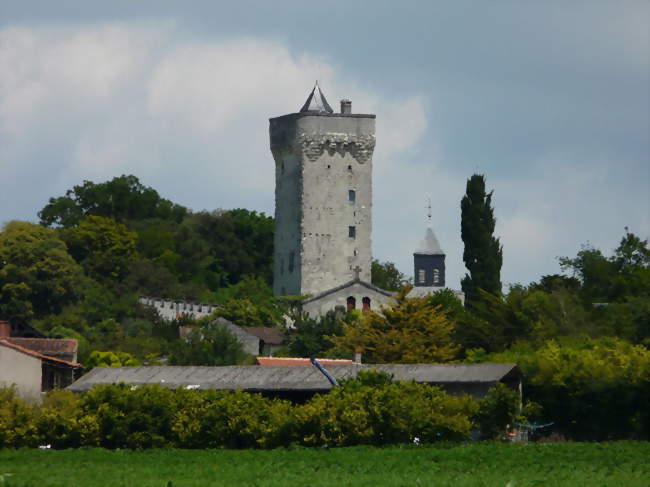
0, 442, 648, 487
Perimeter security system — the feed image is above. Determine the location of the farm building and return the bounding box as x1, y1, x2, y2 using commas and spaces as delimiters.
67, 363, 521, 401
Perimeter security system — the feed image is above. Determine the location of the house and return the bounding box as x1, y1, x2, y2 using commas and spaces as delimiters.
180, 318, 286, 356
67, 363, 521, 402
0, 320, 82, 402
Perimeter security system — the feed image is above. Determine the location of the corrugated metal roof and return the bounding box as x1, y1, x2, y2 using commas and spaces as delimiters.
68, 363, 518, 393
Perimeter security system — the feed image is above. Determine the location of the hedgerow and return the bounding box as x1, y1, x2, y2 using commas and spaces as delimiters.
0, 373, 517, 449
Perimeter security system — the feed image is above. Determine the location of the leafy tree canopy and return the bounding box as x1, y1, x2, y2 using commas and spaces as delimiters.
371, 259, 408, 291
39, 175, 187, 227
0, 221, 83, 322
330, 292, 460, 363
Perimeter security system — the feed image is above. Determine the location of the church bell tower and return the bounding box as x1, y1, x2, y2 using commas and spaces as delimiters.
270, 83, 376, 296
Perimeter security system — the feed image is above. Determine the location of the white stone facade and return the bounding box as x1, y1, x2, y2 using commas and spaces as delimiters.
270, 112, 376, 297
302, 280, 396, 318
138, 297, 218, 321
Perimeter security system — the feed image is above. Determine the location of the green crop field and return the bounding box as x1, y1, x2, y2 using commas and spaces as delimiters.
0, 442, 648, 487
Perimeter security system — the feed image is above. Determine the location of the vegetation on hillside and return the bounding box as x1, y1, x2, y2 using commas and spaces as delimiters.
1, 174, 648, 441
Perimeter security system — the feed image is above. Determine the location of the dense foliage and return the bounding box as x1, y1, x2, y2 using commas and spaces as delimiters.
460, 174, 503, 308
2, 174, 649, 442
1, 175, 277, 366
0, 372, 512, 449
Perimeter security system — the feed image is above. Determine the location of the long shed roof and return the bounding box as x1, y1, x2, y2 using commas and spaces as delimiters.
68, 363, 519, 393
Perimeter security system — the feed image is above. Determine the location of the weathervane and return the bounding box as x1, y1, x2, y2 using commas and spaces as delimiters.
426, 198, 432, 225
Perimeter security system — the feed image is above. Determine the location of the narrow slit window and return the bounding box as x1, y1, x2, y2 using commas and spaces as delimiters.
348, 190, 356, 203
433, 269, 440, 284
348, 226, 356, 239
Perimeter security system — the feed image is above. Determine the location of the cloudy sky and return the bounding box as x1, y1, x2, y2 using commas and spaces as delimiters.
1, 0, 648, 289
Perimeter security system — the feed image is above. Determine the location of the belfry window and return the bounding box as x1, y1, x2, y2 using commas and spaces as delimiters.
348, 190, 356, 203
418, 269, 426, 283
348, 226, 356, 239
433, 269, 440, 284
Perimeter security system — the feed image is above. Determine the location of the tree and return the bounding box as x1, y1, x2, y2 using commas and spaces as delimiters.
38, 174, 187, 227
329, 292, 460, 363
168, 326, 250, 366
0, 221, 83, 322
288, 308, 346, 357
460, 174, 503, 308
371, 259, 408, 291
559, 229, 649, 302
61, 216, 138, 281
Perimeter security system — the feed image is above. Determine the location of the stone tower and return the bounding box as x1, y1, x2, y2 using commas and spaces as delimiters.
413, 227, 446, 287
270, 83, 376, 296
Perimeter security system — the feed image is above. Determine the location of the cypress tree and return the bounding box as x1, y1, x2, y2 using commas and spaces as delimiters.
460, 174, 503, 307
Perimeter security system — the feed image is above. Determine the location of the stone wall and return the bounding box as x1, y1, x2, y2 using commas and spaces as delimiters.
138, 297, 218, 321
302, 281, 396, 318
270, 112, 376, 297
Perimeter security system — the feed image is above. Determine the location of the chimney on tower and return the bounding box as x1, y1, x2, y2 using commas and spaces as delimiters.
340, 99, 352, 114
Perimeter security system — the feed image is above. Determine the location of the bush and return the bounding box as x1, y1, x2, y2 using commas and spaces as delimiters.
0, 380, 511, 449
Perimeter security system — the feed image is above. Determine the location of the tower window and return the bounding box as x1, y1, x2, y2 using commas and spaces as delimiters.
348, 226, 356, 239
433, 269, 440, 284
288, 251, 295, 273
418, 269, 426, 283
348, 165, 352, 171
348, 190, 356, 203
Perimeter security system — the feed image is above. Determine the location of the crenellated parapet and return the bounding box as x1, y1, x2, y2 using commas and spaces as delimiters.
138, 297, 219, 321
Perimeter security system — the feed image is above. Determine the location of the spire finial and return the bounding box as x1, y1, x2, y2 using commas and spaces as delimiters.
426, 198, 432, 225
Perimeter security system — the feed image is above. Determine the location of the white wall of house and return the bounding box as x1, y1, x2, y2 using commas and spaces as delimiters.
0, 343, 42, 403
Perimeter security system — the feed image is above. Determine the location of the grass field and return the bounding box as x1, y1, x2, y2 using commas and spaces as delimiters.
0, 442, 648, 487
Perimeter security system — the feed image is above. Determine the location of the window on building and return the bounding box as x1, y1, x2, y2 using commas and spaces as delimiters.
348, 226, 356, 239
348, 189, 356, 203
433, 269, 440, 284
348, 165, 352, 171
418, 269, 426, 283
280, 258, 285, 275
362, 297, 371, 314
346, 296, 356, 311
288, 251, 295, 273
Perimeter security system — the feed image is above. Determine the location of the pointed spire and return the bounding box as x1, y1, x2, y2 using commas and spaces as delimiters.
300, 81, 334, 113
415, 227, 445, 255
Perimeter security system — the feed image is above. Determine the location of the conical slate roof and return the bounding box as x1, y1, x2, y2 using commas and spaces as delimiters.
300, 82, 333, 113
415, 227, 445, 255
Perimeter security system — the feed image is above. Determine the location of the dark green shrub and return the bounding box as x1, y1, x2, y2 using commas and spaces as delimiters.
473, 382, 519, 439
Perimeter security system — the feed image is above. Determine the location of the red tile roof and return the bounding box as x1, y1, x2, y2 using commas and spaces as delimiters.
6, 338, 77, 355
0, 339, 82, 368
256, 357, 353, 366
243, 327, 285, 345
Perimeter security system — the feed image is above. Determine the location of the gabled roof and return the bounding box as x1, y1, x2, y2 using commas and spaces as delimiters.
68, 363, 520, 393
243, 327, 285, 345
256, 357, 353, 366
0, 339, 82, 368
299, 82, 334, 114
415, 227, 444, 255
6, 338, 77, 355
302, 279, 395, 305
